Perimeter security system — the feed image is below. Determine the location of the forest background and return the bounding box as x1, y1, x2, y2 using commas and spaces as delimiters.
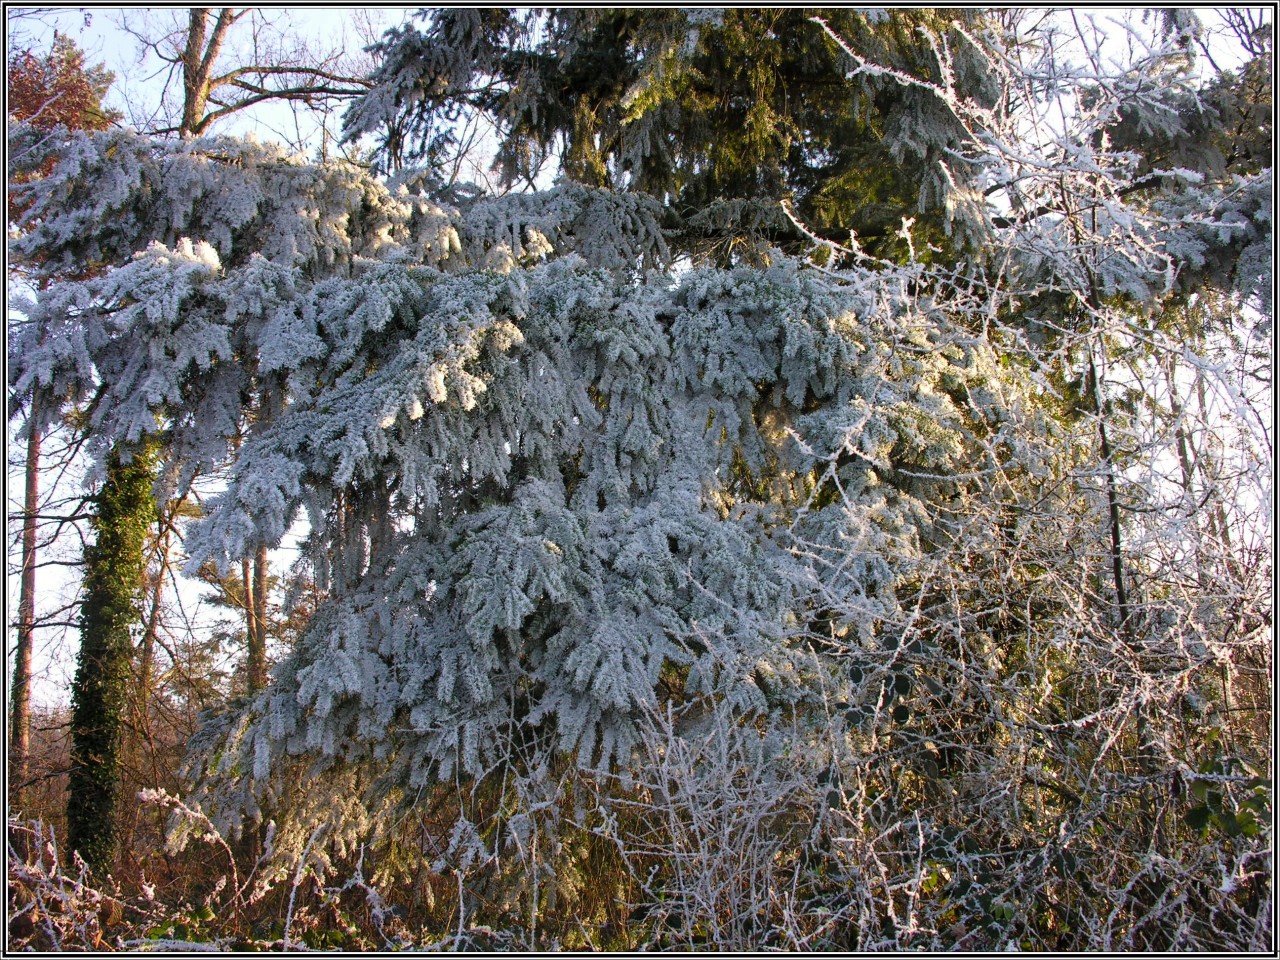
5, 5, 1275, 952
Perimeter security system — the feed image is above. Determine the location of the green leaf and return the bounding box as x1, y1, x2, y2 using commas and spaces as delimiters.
1218, 811, 1243, 837
1242, 793, 1269, 815
1236, 808, 1260, 837
1185, 804, 1212, 832
1053, 849, 1078, 876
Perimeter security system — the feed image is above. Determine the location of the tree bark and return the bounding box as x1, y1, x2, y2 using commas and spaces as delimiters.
246, 545, 269, 692
137, 511, 172, 696
1090, 354, 1133, 639
9, 416, 40, 810
180, 8, 237, 138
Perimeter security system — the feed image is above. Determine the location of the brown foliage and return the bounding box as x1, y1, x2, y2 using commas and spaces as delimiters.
7, 33, 121, 224
6, 33, 118, 131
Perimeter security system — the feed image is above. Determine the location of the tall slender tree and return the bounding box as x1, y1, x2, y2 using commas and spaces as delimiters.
118, 7, 373, 146
7, 33, 119, 813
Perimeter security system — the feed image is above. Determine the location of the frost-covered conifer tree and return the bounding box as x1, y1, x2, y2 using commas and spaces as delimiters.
9, 110, 1025, 880
6, 123, 458, 870
344, 8, 1002, 259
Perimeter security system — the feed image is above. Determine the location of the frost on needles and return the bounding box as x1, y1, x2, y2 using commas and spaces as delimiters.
10, 121, 1016, 827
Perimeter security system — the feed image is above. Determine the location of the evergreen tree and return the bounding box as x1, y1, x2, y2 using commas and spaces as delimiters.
7, 13, 379, 869
343, 8, 1001, 260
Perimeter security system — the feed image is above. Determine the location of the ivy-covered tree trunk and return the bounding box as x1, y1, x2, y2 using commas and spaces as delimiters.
67, 440, 157, 876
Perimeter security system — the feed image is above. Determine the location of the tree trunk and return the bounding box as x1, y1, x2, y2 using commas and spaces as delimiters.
1092, 356, 1133, 638
9, 416, 40, 811
137, 513, 171, 696
179, 8, 236, 138
244, 383, 279, 692
67, 440, 157, 877
246, 545, 269, 692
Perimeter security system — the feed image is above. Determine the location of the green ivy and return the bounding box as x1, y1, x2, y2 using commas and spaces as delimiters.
67, 439, 158, 876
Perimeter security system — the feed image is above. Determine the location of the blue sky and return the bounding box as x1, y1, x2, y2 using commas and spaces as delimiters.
7, 6, 413, 151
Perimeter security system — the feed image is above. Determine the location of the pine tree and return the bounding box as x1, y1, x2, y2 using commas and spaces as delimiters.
7, 15, 379, 869
5, 33, 118, 130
